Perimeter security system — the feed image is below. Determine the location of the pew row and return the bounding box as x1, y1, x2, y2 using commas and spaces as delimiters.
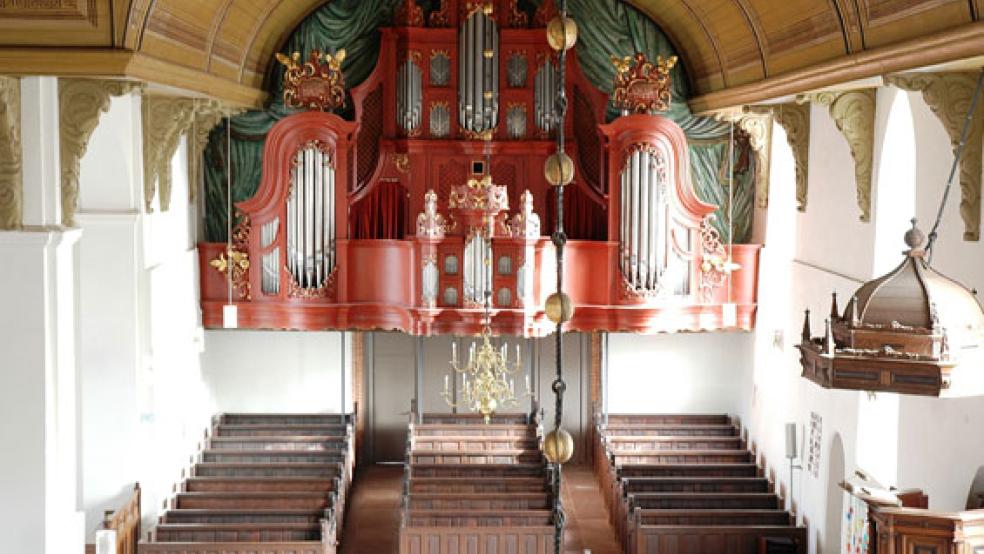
138, 412, 355, 554
594, 413, 807, 554
399, 412, 555, 554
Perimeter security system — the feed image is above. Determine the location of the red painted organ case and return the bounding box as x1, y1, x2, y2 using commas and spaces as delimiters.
198, 0, 760, 335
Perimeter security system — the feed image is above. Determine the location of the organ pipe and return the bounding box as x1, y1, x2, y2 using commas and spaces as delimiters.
458, 10, 498, 134
620, 147, 669, 292
287, 144, 336, 291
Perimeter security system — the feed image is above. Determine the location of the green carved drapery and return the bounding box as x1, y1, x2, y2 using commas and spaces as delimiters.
565, 0, 755, 243
204, 0, 400, 242
203, 0, 754, 244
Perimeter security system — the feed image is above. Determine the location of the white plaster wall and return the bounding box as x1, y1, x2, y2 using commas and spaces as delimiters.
200, 330, 348, 414
741, 86, 984, 554
607, 332, 752, 416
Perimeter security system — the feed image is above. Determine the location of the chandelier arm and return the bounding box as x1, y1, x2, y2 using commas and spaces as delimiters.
926, 70, 984, 261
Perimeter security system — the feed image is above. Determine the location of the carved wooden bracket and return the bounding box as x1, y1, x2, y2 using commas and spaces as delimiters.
0, 76, 22, 230
142, 94, 196, 212
807, 89, 876, 222
59, 78, 141, 227
711, 106, 774, 210
886, 72, 983, 241
774, 102, 811, 212
187, 100, 231, 203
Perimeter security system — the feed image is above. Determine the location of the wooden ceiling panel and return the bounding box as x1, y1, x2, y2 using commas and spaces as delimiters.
757, 0, 846, 77
862, 0, 972, 48
629, 1, 727, 92
1, 1, 979, 111
0, 0, 112, 46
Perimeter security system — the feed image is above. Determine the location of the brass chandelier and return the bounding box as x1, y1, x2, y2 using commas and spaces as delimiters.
441, 292, 531, 423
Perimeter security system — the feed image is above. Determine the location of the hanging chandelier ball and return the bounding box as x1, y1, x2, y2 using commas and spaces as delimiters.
543, 427, 574, 464
546, 15, 578, 52
545, 292, 574, 323
544, 152, 575, 186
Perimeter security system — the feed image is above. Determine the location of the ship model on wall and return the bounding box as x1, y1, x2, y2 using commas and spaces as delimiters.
198, 0, 761, 336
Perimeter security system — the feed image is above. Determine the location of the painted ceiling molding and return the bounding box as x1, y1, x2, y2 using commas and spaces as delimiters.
0, 76, 22, 230
59, 78, 142, 227
773, 102, 810, 213
806, 89, 876, 222
885, 72, 983, 241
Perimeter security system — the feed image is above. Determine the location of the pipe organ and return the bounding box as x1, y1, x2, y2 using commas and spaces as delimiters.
198, 0, 761, 335
286, 143, 336, 291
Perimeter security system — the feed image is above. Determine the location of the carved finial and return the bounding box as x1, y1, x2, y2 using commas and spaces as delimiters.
416, 189, 448, 239
823, 318, 835, 355
801, 309, 812, 342
905, 217, 927, 256
830, 292, 839, 321
509, 189, 541, 238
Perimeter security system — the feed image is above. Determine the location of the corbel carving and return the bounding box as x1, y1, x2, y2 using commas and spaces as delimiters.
59, 78, 141, 227
715, 107, 774, 209
807, 89, 876, 222
886, 72, 983, 241
188, 100, 231, 202
142, 94, 196, 211
774, 102, 811, 212
0, 76, 22, 230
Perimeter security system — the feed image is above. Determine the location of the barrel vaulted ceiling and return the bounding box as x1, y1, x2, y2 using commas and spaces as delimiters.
0, 0, 981, 110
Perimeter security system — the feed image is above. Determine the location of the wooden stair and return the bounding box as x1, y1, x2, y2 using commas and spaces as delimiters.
399, 413, 554, 554
594, 413, 806, 554
138, 413, 354, 554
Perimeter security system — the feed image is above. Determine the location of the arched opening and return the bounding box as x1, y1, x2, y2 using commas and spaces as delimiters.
824, 433, 846, 554
966, 465, 984, 510
872, 88, 916, 276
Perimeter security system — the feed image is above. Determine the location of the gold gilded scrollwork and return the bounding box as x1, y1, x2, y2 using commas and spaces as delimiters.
774, 102, 811, 212
275, 49, 347, 112
610, 53, 677, 114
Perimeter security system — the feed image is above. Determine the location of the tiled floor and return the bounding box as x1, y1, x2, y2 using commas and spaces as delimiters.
340, 463, 621, 554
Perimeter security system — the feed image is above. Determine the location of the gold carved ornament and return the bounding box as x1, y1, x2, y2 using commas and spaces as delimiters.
275, 49, 347, 112
610, 53, 678, 114
209, 214, 252, 301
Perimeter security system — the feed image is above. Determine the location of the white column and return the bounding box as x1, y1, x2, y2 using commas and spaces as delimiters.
0, 229, 85, 552
76, 92, 144, 541
0, 76, 85, 554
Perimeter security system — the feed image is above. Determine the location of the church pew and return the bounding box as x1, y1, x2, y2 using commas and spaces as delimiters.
162, 509, 328, 525
627, 492, 781, 510
620, 476, 771, 494
409, 449, 543, 465
201, 449, 347, 464
407, 492, 552, 510
612, 450, 753, 465
618, 463, 760, 478
409, 476, 549, 494
631, 509, 794, 526
403, 509, 553, 527
207, 436, 348, 452
183, 477, 339, 493
152, 522, 322, 542
173, 491, 333, 511
606, 414, 732, 425
193, 462, 345, 478
601, 423, 738, 437
605, 435, 744, 451
412, 435, 539, 452
214, 423, 350, 437
409, 462, 546, 478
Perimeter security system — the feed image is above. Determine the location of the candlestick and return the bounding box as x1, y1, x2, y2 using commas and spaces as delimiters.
452, 341, 457, 364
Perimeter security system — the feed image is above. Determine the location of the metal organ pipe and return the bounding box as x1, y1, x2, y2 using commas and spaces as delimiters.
458, 11, 498, 134
286, 145, 336, 292
620, 147, 669, 292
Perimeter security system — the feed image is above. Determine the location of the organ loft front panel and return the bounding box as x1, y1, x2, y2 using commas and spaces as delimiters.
198, 0, 761, 336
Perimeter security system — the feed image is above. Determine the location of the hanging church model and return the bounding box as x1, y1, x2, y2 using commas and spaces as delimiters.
198, 0, 761, 336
